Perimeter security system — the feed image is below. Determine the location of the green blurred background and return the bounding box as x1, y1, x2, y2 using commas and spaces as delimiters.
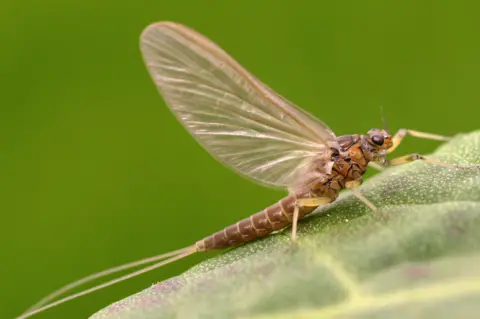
1, 1, 479, 318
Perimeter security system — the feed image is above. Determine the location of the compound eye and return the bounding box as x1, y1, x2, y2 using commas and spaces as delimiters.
372, 134, 384, 146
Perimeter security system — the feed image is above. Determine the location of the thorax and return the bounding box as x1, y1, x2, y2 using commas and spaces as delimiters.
326, 135, 372, 189
334, 134, 370, 174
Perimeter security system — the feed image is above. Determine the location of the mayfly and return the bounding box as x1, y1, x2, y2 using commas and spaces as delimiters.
17, 21, 480, 319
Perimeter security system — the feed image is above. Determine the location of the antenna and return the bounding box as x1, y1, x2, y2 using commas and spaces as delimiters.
380, 105, 390, 133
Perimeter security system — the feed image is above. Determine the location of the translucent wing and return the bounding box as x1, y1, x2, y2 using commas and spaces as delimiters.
140, 22, 338, 189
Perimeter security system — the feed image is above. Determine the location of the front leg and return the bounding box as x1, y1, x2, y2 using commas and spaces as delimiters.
388, 129, 452, 154
386, 153, 480, 170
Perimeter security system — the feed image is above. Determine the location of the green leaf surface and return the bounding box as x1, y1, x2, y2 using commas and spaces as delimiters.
91, 131, 480, 319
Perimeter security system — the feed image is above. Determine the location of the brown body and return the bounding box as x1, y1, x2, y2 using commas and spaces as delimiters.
196, 134, 378, 251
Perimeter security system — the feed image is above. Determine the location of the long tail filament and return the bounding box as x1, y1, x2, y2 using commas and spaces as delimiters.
17, 246, 197, 319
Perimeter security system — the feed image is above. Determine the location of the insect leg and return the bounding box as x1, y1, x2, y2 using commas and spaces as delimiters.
387, 153, 480, 170
291, 197, 331, 242
291, 204, 299, 243
388, 129, 452, 154
368, 162, 386, 171
345, 180, 378, 212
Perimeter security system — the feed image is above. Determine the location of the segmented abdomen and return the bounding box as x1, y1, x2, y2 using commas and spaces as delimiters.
195, 191, 317, 251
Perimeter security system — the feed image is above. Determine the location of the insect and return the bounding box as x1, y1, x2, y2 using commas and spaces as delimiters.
17, 21, 480, 319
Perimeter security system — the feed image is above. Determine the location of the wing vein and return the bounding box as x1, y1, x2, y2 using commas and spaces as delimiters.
140, 22, 337, 189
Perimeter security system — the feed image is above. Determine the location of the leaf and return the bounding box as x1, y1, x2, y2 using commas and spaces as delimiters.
91, 131, 480, 319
